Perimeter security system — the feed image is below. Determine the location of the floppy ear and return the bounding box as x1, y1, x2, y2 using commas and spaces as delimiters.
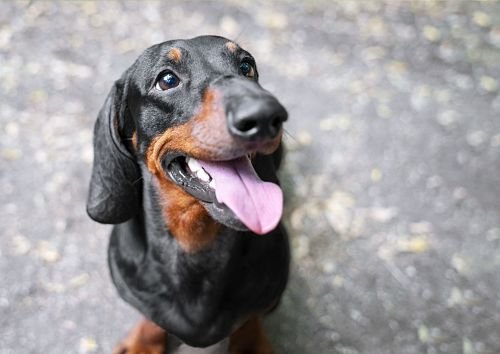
86, 78, 141, 224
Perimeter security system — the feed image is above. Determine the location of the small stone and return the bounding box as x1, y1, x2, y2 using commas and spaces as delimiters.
451, 254, 469, 275
369, 207, 398, 223
81, 145, 94, 164
336, 114, 352, 131
69, 273, 90, 288
63, 320, 77, 330
385, 60, 408, 75
376, 104, 392, 118
5, 122, 19, 137
332, 191, 355, 208
333, 275, 345, 287
12, 234, 32, 255
436, 110, 458, 127
349, 80, 365, 94
434, 89, 451, 103
55, 219, 67, 232
489, 26, 500, 48
472, 11, 491, 28
409, 221, 432, 234
36, 241, 60, 263
329, 331, 341, 342
447, 287, 464, 307
486, 228, 500, 241
418, 325, 430, 343
322, 262, 336, 274
452, 187, 467, 200
296, 130, 312, 146
466, 130, 486, 147
479, 76, 498, 92
80, 2, 97, 15
44, 282, 66, 293
292, 235, 309, 260
219, 16, 240, 37
370, 168, 383, 182
0, 28, 12, 49
319, 118, 335, 131
426, 175, 443, 189
116, 38, 138, 54
79, 337, 98, 353
30, 89, 49, 104
0, 297, 9, 307
438, 41, 457, 63
411, 85, 431, 111
325, 191, 355, 235
406, 236, 430, 253
422, 25, 441, 42
491, 134, 500, 147
454, 74, 473, 90
26, 61, 41, 75
362, 46, 386, 61
493, 95, 500, 112
463, 338, 474, 354
258, 12, 287, 30
319, 114, 351, 131
405, 266, 417, 277
290, 207, 305, 230
0, 148, 22, 160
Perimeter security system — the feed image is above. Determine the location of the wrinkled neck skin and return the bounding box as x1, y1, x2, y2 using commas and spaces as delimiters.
107, 156, 290, 348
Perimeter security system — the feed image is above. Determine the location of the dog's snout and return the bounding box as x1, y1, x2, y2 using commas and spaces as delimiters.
228, 97, 288, 142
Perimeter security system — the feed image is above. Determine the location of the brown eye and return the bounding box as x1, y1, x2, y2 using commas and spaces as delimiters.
239, 61, 255, 78
155, 72, 180, 91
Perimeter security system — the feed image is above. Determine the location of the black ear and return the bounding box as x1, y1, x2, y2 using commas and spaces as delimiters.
86, 79, 141, 224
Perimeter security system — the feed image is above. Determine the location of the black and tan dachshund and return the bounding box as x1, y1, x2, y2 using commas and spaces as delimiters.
87, 35, 290, 354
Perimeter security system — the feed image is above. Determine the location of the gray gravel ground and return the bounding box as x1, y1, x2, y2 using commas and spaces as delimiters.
1, 1, 500, 353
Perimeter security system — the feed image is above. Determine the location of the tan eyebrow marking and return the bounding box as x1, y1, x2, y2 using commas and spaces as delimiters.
225, 41, 238, 53
167, 47, 182, 62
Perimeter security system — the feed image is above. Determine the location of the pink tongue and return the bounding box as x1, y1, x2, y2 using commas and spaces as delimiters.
198, 157, 283, 235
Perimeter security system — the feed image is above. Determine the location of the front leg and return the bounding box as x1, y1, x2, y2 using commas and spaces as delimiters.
113, 319, 167, 354
229, 316, 274, 354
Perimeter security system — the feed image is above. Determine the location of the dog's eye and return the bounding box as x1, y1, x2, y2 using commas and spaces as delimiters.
155, 72, 180, 91
239, 61, 255, 78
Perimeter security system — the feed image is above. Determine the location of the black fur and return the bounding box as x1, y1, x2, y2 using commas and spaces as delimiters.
87, 35, 290, 347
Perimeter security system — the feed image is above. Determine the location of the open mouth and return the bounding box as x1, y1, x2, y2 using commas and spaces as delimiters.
163, 153, 283, 235
165, 154, 217, 203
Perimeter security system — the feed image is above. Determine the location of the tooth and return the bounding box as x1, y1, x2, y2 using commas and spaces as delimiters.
209, 179, 216, 189
187, 157, 201, 172
196, 168, 211, 182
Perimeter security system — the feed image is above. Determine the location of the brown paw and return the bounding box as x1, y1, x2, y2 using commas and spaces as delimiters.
229, 316, 274, 354
112, 341, 164, 354
112, 319, 167, 354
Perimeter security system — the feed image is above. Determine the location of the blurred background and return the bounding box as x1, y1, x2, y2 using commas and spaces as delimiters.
1, 1, 500, 353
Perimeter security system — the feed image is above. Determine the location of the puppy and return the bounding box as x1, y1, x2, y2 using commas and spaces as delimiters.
87, 35, 290, 353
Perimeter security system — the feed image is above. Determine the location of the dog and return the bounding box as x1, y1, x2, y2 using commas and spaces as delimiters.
87, 35, 290, 354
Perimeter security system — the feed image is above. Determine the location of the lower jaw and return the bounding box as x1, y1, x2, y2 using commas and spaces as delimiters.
201, 200, 248, 232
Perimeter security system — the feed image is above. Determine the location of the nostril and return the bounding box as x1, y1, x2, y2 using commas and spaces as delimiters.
271, 116, 282, 131
236, 118, 258, 133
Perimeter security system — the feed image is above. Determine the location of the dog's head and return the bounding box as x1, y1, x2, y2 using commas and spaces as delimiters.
87, 35, 287, 238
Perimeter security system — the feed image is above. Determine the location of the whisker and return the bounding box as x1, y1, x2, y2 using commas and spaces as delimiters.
233, 25, 249, 44
132, 176, 144, 186
283, 128, 298, 142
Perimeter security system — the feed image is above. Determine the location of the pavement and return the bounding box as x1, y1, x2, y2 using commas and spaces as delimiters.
1, 1, 499, 353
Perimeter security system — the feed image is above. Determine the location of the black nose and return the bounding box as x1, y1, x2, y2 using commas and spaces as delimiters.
228, 97, 288, 142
